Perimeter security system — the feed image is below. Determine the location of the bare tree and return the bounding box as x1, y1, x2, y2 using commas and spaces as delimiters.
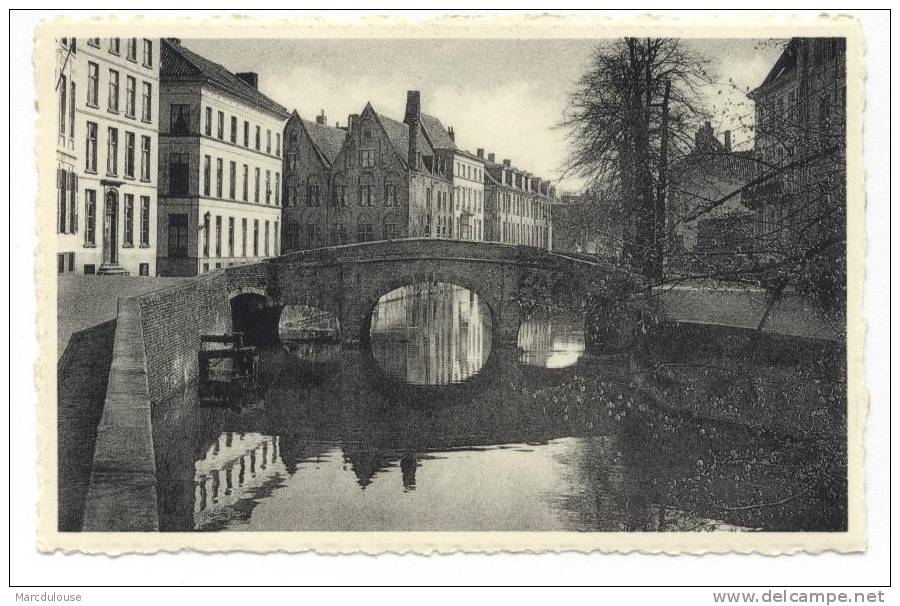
559, 37, 714, 281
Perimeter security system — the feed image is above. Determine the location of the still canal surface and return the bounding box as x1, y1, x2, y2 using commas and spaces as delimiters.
152, 282, 846, 532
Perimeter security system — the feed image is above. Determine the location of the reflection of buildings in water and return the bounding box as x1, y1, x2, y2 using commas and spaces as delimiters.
369, 282, 491, 385
517, 310, 585, 369
193, 432, 286, 526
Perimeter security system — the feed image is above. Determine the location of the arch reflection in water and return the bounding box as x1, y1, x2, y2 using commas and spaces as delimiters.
369, 282, 492, 385
517, 308, 586, 369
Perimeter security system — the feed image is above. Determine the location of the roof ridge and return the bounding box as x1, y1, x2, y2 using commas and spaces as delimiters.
161, 39, 289, 119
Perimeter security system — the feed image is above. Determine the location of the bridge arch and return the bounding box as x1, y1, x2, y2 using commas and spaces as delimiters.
356, 270, 503, 349
230, 290, 282, 347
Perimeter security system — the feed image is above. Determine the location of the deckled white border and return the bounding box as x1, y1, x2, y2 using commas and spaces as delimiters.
34, 12, 867, 554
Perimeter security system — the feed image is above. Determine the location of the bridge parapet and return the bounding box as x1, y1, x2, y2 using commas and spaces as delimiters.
224, 239, 641, 349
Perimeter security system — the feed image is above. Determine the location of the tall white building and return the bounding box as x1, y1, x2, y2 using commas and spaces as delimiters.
157, 39, 289, 276
56, 36, 160, 276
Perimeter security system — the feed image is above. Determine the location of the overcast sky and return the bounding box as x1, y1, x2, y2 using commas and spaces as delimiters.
183, 38, 783, 191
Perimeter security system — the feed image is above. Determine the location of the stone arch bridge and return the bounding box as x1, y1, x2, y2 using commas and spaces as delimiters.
222, 239, 637, 348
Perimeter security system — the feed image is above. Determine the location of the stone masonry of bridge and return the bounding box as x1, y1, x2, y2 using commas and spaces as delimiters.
262, 238, 618, 348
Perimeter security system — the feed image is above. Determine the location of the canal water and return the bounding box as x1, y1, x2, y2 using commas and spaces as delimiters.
152, 282, 847, 532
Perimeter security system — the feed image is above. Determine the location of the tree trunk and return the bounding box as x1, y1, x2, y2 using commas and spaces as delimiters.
653, 78, 671, 283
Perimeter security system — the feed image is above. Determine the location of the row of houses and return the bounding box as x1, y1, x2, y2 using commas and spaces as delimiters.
280, 89, 556, 255
55, 38, 556, 278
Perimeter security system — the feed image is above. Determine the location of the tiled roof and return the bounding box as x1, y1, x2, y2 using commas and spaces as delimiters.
420, 113, 455, 150
301, 118, 346, 166
376, 112, 433, 161
161, 39, 290, 119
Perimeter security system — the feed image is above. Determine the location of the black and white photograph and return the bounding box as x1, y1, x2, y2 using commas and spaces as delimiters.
17, 12, 886, 586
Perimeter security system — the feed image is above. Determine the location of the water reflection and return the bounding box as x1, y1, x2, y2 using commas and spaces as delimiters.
518, 308, 586, 369
369, 282, 492, 385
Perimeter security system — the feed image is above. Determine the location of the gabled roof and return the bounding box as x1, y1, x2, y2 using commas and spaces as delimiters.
419, 113, 455, 150
299, 115, 346, 167
367, 104, 433, 164
161, 39, 290, 119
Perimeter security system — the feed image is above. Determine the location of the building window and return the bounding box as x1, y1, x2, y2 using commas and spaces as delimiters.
168, 152, 189, 195
85, 122, 97, 173
385, 182, 400, 206
255, 125, 260, 150
333, 184, 347, 207
356, 223, 374, 243
241, 218, 248, 256
276, 133, 281, 157
84, 189, 96, 246
216, 158, 223, 198
275, 173, 280, 205
125, 76, 136, 117
230, 116, 237, 144
266, 129, 271, 154
123, 132, 135, 178
139, 263, 149, 276
123, 194, 134, 246
202, 213, 210, 257
264, 220, 270, 256
140, 196, 150, 246
228, 217, 235, 257
385, 223, 402, 240
359, 183, 374, 206
141, 82, 152, 122
140, 136, 151, 181
108, 69, 119, 113
106, 127, 118, 175
109, 38, 120, 55
58, 74, 67, 135
253, 220, 259, 256
229, 161, 236, 199
274, 221, 279, 255
243, 121, 249, 147
87, 38, 100, 48
204, 107, 212, 136
164, 214, 187, 258
286, 222, 300, 250
215, 215, 222, 257
126, 38, 137, 62
265, 170, 271, 204
142, 39, 153, 67
203, 155, 211, 196
217, 111, 224, 139
84, 264, 96, 275
242, 164, 248, 201
86, 62, 99, 107
307, 182, 320, 207
170, 104, 190, 135
57, 168, 68, 233
305, 224, 321, 247
254, 168, 260, 202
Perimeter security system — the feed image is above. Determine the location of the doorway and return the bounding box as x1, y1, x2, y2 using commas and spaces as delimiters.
103, 190, 118, 265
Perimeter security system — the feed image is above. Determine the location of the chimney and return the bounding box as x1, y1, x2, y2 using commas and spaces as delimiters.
476, 148, 484, 158
448, 126, 455, 143
503, 159, 511, 167
316, 110, 327, 126
236, 72, 258, 89
724, 130, 732, 152
404, 90, 421, 126
348, 114, 359, 132
403, 91, 422, 170
488, 152, 495, 163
